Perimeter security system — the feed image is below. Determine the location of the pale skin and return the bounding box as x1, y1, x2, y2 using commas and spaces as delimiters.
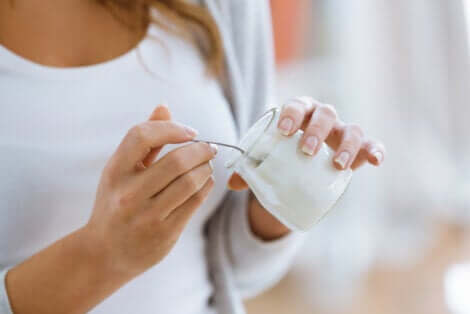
1, 1, 386, 313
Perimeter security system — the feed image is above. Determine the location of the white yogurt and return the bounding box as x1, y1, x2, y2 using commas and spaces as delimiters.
226, 108, 352, 231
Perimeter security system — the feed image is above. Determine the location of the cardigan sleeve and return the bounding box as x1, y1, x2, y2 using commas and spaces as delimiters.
224, 191, 306, 298
208, 0, 307, 299
0, 267, 13, 314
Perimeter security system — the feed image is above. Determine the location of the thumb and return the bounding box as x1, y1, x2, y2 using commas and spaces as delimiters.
149, 104, 172, 121
227, 172, 249, 191
139, 105, 172, 169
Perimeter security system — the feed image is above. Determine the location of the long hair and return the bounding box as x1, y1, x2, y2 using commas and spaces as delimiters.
98, 0, 224, 76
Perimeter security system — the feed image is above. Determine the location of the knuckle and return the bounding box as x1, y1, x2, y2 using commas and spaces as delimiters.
335, 118, 346, 129
340, 140, 359, 152
129, 124, 148, 145
282, 102, 303, 116
379, 143, 386, 153
116, 189, 137, 208
169, 153, 187, 172
182, 172, 199, 191
128, 124, 142, 138
103, 170, 119, 189
362, 138, 375, 149
297, 96, 316, 104
305, 123, 325, 136
341, 134, 362, 151
103, 159, 118, 182
360, 135, 372, 144
292, 96, 317, 109
319, 104, 338, 119
370, 139, 385, 152
346, 123, 364, 137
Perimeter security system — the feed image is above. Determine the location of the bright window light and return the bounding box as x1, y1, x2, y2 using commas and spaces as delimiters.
445, 263, 470, 314
465, 0, 470, 51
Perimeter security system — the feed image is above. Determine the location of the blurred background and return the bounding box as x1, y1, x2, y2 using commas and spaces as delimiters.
246, 1, 470, 313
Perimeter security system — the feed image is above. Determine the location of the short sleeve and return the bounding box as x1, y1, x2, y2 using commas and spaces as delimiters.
0, 267, 14, 314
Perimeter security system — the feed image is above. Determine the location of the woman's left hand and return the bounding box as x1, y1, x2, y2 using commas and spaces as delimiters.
228, 97, 386, 240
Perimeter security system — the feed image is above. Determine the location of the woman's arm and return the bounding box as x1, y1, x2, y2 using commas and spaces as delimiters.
206, 0, 385, 300
5, 227, 130, 314
230, 97, 386, 241
3, 110, 217, 314
247, 194, 290, 240
204, 0, 307, 299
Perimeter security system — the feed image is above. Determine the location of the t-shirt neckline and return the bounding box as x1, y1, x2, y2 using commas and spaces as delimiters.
0, 29, 150, 80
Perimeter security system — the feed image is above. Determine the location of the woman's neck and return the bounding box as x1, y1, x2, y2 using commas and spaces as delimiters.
0, 0, 146, 67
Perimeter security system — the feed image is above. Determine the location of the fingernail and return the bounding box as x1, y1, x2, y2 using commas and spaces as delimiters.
301, 136, 318, 156
209, 160, 214, 171
334, 151, 350, 169
184, 126, 198, 137
372, 151, 383, 164
209, 143, 218, 155
278, 118, 293, 136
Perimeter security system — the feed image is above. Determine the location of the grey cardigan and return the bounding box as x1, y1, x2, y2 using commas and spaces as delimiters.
0, 1, 305, 313
202, 1, 305, 313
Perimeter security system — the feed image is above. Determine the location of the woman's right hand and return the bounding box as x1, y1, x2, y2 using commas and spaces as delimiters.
84, 116, 217, 277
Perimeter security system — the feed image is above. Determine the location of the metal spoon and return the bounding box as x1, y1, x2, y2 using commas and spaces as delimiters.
189, 140, 263, 166
188, 108, 279, 165
190, 139, 246, 154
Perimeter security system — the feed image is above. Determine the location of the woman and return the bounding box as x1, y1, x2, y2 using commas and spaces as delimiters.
0, 1, 385, 313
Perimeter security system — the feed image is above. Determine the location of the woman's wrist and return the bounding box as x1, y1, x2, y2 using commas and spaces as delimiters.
80, 223, 141, 280
6, 227, 132, 314
77, 225, 139, 281
247, 192, 291, 241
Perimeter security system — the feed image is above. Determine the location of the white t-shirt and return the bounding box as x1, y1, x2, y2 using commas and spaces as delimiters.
0, 24, 238, 314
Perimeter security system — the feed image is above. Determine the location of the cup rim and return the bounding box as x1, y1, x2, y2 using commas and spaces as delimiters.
225, 107, 279, 168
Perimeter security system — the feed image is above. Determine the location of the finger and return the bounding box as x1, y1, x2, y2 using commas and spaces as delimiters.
166, 176, 214, 230
324, 119, 345, 150
111, 120, 198, 176
141, 105, 172, 169
136, 142, 218, 198
300, 104, 337, 156
348, 137, 387, 170
150, 104, 172, 121
365, 139, 386, 166
150, 162, 213, 219
350, 143, 371, 170
227, 173, 248, 191
277, 97, 317, 136
333, 124, 364, 170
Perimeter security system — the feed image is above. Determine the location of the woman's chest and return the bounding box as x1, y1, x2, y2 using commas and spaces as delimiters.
0, 73, 238, 264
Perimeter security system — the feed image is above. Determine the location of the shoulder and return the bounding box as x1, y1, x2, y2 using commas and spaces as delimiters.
202, 0, 272, 34
204, 0, 274, 64
203, 0, 275, 127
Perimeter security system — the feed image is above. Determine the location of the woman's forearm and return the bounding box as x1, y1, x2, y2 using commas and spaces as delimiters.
247, 193, 290, 241
6, 198, 285, 314
5, 227, 132, 314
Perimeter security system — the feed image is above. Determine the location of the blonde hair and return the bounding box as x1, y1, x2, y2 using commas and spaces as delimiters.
99, 0, 224, 76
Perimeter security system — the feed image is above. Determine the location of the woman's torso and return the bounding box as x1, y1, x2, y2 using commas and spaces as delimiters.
0, 24, 238, 314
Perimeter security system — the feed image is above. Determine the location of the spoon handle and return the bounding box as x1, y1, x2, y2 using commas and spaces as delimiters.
189, 140, 246, 155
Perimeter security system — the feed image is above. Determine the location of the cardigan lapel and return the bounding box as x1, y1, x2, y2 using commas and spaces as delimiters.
201, 0, 250, 136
